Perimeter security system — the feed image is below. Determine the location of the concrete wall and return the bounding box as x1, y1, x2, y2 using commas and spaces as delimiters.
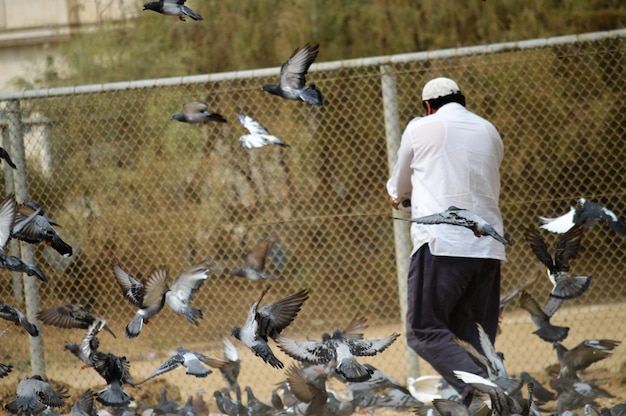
0, 0, 137, 91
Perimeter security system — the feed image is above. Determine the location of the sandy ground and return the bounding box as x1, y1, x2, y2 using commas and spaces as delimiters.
1, 302, 624, 414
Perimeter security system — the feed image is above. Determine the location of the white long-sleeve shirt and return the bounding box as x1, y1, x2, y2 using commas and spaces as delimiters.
387, 102, 506, 260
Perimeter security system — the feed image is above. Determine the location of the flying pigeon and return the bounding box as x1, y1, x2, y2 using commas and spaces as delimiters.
453, 371, 522, 416
92, 351, 135, 408
284, 364, 329, 416
277, 329, 399, 382
0, 194, 47, 282
4, 375, 68, 415
0, 147, 16, 169
136, 345, 213, 384
231, 286, 310, 369
71, 390, 97, 416
261, 43, 324, 107
395, 206, 511, 246
540, 198, 626, 234
0, 301, 39, 336
113, 262, 168, 339
519, 291, 569, 342
454, 323, 521, 394
64, 318, 106, 369
237, 112, 289, 149
113, 260, 209, 338
170, 102, 227, 124
525, 224, 591, 299
200, 334, 241, 391
143, 0, 203, 21
12, 199, 73, 257
230, 234, 280, 281
37, 303, 116, 338
553, 339, 621, 378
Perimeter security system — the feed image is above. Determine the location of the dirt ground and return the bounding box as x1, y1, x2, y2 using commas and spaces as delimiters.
0, 302, 625, 414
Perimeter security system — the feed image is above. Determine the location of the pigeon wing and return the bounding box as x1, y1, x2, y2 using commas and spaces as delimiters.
257, 288, 309, 340
169, 263, 209, 304
182, 101, 207, 114
344, 333, 399, 357
0, 194, 16, 248
553, 223, 584, 271
276, 335, 334, 364
112, 262, 145, 308
524, 227, 557, 272
279, 44, 319, 91
238, 112, 270, 135
244, 235, 278, 271
137, 354, 184, 385
143, 267, 169, 308
539, 208, 575, 233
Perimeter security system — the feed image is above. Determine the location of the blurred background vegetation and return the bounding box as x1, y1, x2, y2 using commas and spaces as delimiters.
19, 0, 626, 89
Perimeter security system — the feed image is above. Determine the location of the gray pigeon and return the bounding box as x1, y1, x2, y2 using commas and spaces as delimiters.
0, 194, 47, 282
92, 351, 135, 408
519, 290, 569, 342
230, 234, 280, 281
71, 390, 97, 416
453, 371, 522, 416
0, 301, 39, 336
4, 375, 68, 415
231, 287, 309, 369
261, 43, 324, 107
553, 339, 621, 378
13, 199, 73, 257
64, 318, 106, 369
37, 303, 116, 338
525, 224, 591, 299
200, 334, 241, 392
395, 205, 511, 245
277, 329, 399, 382
0, 147, 16, 169
113, 262, 168, 339
540, 198, 626, 234
143, 0, 203, 21
136, 345, 213, 384
238, 113, 290, 149
170, 102, 227, 124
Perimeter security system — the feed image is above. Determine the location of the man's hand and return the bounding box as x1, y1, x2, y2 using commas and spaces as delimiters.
389, 196, 400, 210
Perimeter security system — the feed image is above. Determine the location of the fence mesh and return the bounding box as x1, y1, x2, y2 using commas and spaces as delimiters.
0, 31, 625, 409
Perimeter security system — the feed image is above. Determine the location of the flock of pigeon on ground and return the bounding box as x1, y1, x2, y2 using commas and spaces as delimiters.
0, 0, 624, 415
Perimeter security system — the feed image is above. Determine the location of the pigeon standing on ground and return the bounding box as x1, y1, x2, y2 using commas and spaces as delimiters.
143, 0, 203, 21
277, 329, 400, 382
136, 345, 213, 384
12, 199, 73, 257
0, 147, 16, 169
519, 291, 569, 342
0, 301, 39, 336
261, 43, 324, 107
540, 198, 626, 234
230, 234, 280, 281
525, 224, 591, 299
170, 102, 227, 124
395, 205, 511, 246
231, 287, 310, 369
4, 375, 68, 415
553, 339, 621, 378
237, 113, 290, 149
37, 303, 116, 338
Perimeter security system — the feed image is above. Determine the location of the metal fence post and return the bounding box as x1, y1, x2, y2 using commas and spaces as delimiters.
6, 99, 46, 377
380, 65, 421, 378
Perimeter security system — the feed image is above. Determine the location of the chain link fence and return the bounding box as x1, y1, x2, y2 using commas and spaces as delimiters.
0, 28, 624, 409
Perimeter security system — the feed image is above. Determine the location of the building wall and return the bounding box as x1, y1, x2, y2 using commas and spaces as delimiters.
0, 0, 137, 91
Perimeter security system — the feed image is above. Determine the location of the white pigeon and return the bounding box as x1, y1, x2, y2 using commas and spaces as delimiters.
237, 112, 289, 149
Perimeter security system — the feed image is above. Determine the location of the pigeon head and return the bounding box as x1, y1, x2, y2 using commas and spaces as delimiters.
231, 326, 241, 340
170, 113, 185, 122
143, 2, 160, 12
261, 84, 280, 94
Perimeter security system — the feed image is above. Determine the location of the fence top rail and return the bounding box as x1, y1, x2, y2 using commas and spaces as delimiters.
1, 28, 625, 101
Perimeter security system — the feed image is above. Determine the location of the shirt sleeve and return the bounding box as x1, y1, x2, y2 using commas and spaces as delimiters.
386, 126, 414, 201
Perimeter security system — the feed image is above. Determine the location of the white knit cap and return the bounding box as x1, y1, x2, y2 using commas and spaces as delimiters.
422, 77, 461, 101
